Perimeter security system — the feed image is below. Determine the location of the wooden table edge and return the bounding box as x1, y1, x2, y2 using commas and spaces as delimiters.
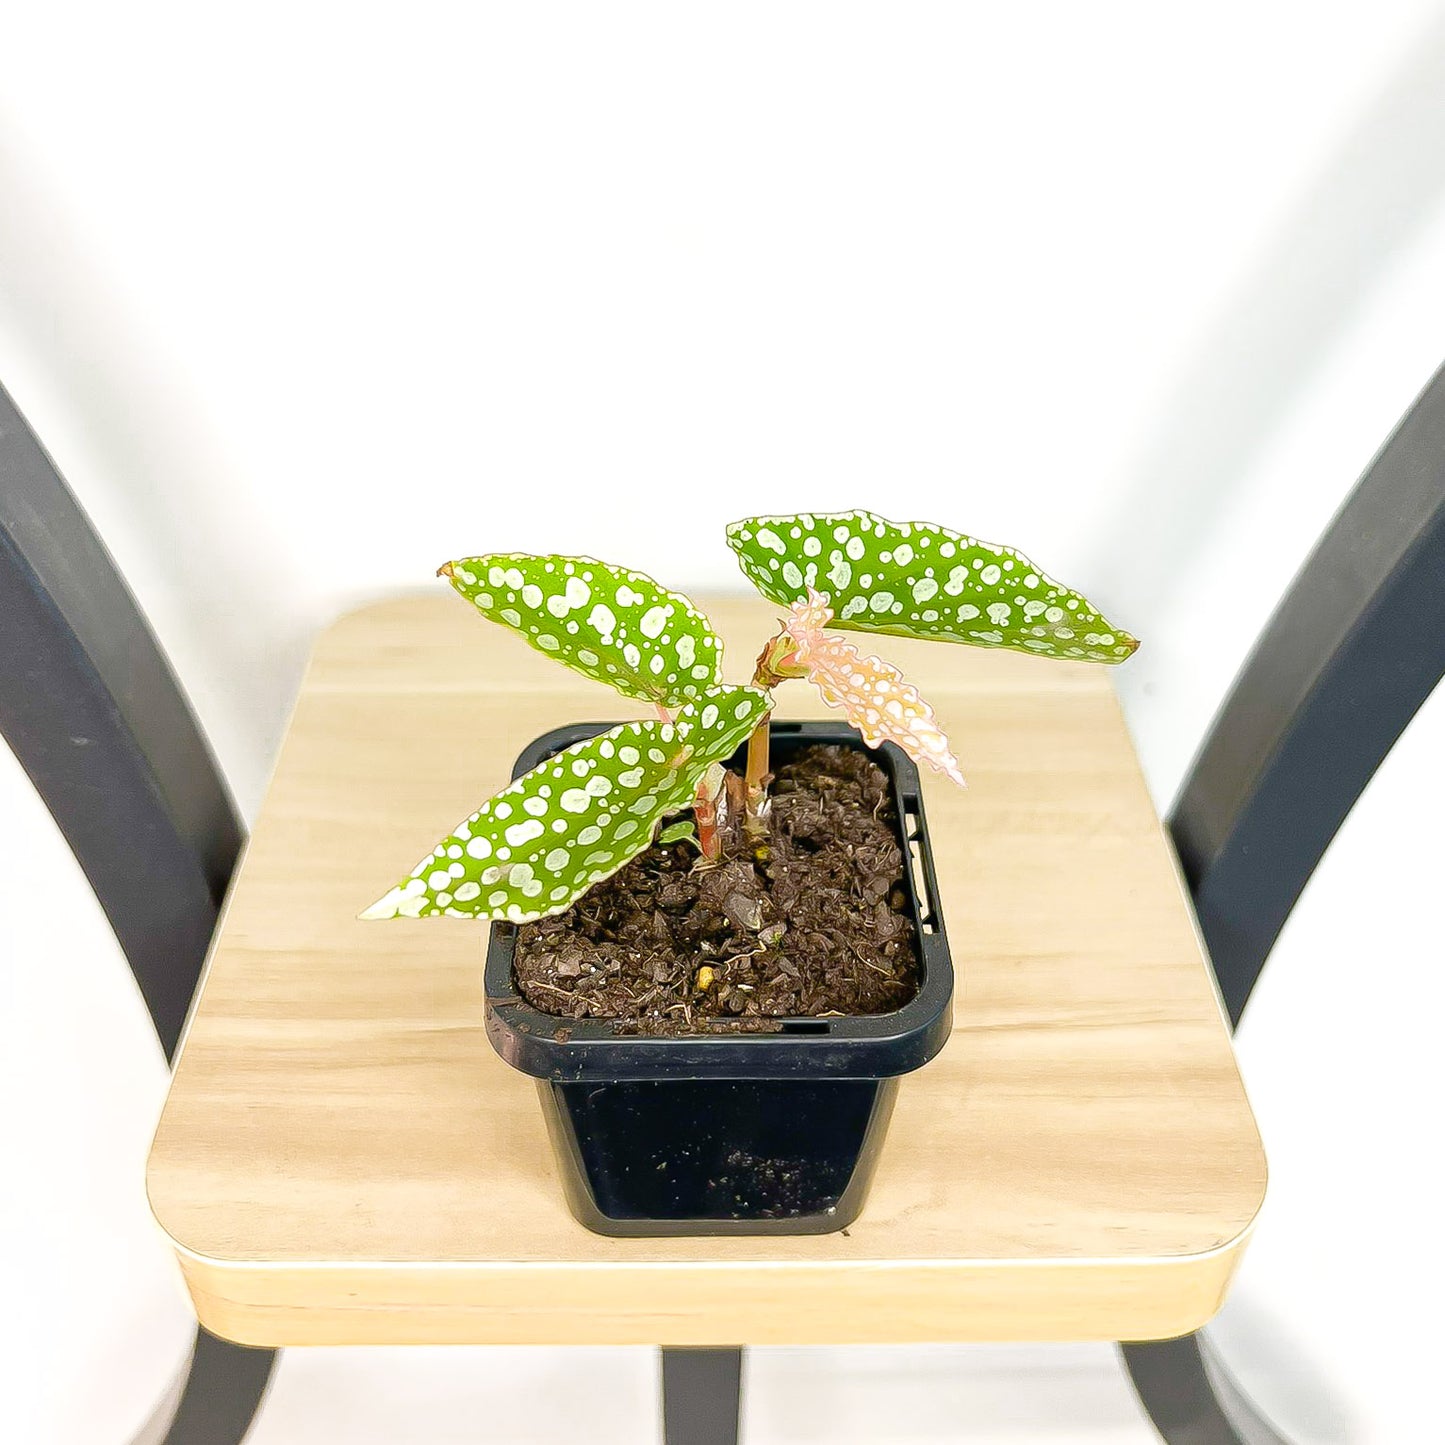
150, 1211, 1261, 1349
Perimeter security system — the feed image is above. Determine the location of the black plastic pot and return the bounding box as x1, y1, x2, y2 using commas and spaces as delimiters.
484, 720, 953, 1236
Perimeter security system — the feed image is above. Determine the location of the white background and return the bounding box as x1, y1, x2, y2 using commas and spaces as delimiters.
3, 3, 1443, 1440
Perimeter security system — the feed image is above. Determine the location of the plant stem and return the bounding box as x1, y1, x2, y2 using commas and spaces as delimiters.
692, 763, 727, 862
744, 627, 802, 838
743, 715, 770, 838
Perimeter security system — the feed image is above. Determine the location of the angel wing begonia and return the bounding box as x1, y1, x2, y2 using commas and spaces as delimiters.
783, 591, 966, 787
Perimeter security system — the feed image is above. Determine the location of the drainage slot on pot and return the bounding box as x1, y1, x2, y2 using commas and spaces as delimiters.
781, 1020, 830, 1034
904, 803, 937, 935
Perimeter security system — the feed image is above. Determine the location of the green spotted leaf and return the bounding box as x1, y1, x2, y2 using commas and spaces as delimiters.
669, 682, 773, 770
362, 685, 770, 923
656, 820, 698, 847
726, 510, 1138, 663
442, 553, 723, 705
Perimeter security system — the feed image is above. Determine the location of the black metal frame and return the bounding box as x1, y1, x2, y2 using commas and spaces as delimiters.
1, 380, 277, 1443
1168, 361, 1445, 1030
1121, 363, 1445, 1439
0, 382, 241, 1061
662, 1349, 743, 1445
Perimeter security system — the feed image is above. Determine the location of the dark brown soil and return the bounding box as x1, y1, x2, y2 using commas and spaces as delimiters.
513, 744, 919, 1032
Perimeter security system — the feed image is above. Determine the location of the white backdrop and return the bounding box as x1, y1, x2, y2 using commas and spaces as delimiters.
3, 4, 1444, 1441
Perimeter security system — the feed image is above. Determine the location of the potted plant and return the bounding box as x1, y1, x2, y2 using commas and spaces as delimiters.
365, 510, 1137, 1235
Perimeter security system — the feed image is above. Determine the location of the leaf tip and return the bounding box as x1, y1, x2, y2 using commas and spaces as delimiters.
933, 754, 968, 789
358, 888, 403, 921
436, 560, 456, 580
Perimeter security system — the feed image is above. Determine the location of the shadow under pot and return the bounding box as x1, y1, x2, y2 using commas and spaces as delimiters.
484, 719, 954, 1237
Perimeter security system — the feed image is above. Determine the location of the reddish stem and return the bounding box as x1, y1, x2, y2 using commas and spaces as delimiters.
693, 778, 723, 861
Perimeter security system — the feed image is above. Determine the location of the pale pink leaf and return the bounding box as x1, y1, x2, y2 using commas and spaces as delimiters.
784, 592, 965, 786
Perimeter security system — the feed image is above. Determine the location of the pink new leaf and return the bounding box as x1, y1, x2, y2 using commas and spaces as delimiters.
784, 591, 965, 786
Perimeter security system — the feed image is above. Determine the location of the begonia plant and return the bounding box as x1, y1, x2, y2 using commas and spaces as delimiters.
363, 510, 1136, 924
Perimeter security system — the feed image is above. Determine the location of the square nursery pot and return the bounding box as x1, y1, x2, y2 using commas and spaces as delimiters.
484, 720, 953, 1237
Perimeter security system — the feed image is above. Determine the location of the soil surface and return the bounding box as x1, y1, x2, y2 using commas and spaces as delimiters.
513, 744, 919, 1032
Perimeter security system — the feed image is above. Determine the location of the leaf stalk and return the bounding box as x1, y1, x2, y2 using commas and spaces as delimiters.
744, 627, 804, 836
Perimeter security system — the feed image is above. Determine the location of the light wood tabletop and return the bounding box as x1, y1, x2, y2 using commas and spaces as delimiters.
147, 593, 1265, 1348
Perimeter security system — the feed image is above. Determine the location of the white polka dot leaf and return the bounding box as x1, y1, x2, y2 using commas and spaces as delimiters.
440, 553, 723, 706
726, 510, 1139, 663
361, 685, 770, 922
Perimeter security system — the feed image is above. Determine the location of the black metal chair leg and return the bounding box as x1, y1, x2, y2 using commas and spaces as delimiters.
661, 1347, 743, 1445
1121, 1338, 1287, 1445
130, 1329, 277, 1445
